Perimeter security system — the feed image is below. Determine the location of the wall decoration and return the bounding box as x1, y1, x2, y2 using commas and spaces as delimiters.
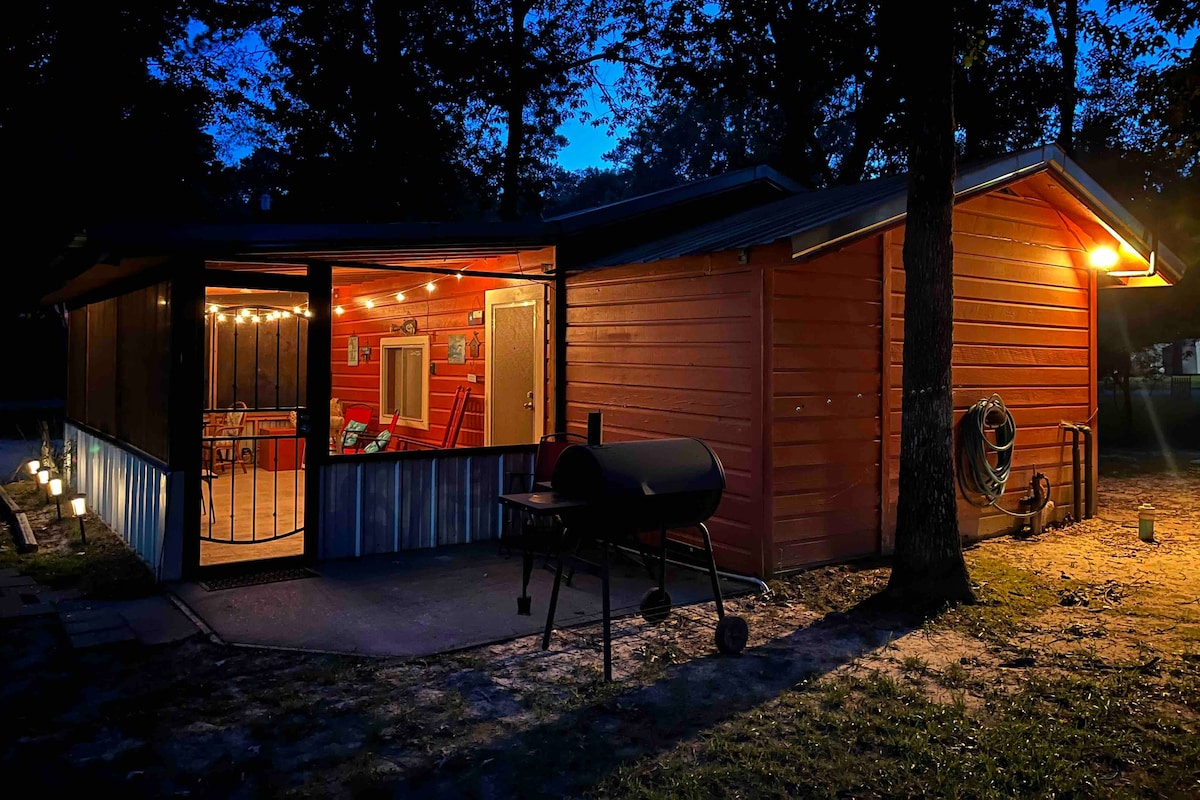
400, 318, 418, 335
448, 334, 466, 365
468, 332, 482, 359
359, 346, 372, 363
468, 309, 483, 325
347, 335, 359, 366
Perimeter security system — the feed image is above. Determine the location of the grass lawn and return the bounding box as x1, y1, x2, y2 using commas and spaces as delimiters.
0, 480, 155, 599
1, 463, 1198, 797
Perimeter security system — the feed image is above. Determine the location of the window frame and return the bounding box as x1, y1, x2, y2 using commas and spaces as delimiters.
379, 335, 431, 431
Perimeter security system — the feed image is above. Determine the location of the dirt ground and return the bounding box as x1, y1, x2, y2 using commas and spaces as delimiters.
2, 453, 1198, 797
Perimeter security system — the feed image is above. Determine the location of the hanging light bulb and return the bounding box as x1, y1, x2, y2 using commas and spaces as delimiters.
335, 306, 344, 315
426, 281, 436, 293
208, 304, 219, 313
217, 313, 227, 322
293, 306, 302, 314
364, 299, 375, 309
251, 315, 261, 323
240, 308, 251, 318
395, 292, 406, 302
456, 272, 463, 281
235, 316, 245, 324
304, 309, 312, 318
281, 310, 291, 318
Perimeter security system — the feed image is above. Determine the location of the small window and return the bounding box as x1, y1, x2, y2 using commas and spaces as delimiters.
380, 336, 430, 430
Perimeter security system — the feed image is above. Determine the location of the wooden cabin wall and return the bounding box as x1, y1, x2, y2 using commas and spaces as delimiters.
331, 269, 552, 448
69, 282, 172, 462
884, 186, 1094, 544
563, 250, 768, 577
769, 236, 885, 572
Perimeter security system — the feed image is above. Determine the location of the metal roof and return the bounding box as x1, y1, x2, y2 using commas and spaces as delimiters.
570, 144, 1188, 282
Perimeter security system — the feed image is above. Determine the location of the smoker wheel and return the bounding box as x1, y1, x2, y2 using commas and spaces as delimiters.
715, 615, 749, 655
639, 588, 672, 623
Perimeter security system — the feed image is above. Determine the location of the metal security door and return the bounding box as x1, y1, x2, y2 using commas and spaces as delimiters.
200, 286, 310, 569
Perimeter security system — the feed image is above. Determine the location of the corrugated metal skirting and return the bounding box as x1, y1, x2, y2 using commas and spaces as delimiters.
318, 448, 535, 560
65, 422, 170, 579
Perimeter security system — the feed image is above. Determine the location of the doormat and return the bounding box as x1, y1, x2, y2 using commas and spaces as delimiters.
199, 567, 319, 592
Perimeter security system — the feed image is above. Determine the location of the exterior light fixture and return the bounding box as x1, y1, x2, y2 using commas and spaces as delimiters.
395, 292, 405, 302
158, 298, 167, 306
335, 306, 345, 315
364, 299, 375, 309
49, 477, 63, 519
26, 459, 39, 476
70, 493, 87, 545
1089, 246, 1118, 269
426, 281, 435, 293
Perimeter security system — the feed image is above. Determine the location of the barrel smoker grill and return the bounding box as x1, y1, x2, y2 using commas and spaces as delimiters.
505, 437, 750, 681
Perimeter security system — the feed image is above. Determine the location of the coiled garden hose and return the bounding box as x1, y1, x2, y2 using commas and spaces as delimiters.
956, 394, 1051, 518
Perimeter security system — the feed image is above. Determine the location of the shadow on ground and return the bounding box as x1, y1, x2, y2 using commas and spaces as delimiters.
402, 592, 924, 798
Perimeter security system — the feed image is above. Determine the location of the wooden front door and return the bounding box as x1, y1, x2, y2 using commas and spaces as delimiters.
485, 285, 545, 446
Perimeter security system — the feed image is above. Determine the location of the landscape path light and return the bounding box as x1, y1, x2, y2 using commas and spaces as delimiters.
70, 493, 87, 546
49, 477, 63, 519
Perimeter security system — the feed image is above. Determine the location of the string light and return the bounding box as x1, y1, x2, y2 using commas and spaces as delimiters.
240, 309, 251, 318
395, 292, 405, 302
335, 306, 345, 315
293, 306, 301, 314
364, 299, 375, 309
208, 304, 219, 313
426, 281, 436, 293
235, 316, 245, 324
281, 310, 291, 318
251, 315, 261, 323
456, 272, 463, 281
217, 313, 226, 322
304, 310, 312, 318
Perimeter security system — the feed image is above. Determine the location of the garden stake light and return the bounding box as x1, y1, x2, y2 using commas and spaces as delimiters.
37, 469, 50, 502
49, 477, 63, 519
70, 494, 87, 546
26, 459, 39, 478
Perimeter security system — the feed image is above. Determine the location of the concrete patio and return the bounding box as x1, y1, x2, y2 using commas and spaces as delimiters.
171, 541, 747, 657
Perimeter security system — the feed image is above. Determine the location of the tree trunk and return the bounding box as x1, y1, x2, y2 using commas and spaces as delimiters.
1047, 0, 1078, 154
499, 0, 530, 221
887, 0, 973, 605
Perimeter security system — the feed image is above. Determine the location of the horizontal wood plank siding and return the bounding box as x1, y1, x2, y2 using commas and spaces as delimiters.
318, 448, 534, 560
564, 250, 769, 576
771, 237, 884, 571
884, 185, 1093, 543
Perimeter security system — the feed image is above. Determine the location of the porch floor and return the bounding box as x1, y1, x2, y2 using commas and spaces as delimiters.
200, 466, 305, 566
171, 542, 746, 658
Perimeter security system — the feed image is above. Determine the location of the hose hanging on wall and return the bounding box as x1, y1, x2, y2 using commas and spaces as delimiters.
956, 394, 1051, 518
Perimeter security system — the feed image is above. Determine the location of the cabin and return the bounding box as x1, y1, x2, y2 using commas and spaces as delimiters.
46, 145, 1186, 581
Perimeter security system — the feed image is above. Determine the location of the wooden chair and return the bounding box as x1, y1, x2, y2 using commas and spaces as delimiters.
337, 404, 373, 453
210, 401, 249, 473
393, 386, 471, 451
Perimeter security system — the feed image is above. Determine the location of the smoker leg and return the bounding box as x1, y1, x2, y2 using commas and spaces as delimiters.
517, 539, 534, 615
658, 527, 668, 593
541, 529, 567, 649
698, 523, 725, 619
602, 539, 612, 683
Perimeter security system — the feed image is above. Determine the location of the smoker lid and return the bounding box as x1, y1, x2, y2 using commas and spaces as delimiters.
552, 438, 725, 498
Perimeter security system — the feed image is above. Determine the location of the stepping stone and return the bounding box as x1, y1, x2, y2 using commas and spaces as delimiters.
63, 613, 128, 636
69, 626, 137, 649
0, 575, 37, 589
0, 568, 19, 577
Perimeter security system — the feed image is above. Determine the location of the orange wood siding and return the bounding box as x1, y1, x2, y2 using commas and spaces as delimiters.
332, 271, 549, 448
884, 186, 1094, 542
770, 236, 884, 571
564, 250, 769, 577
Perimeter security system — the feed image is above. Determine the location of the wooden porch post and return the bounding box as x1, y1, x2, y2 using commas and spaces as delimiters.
170, 258, 205, 580
304, 263, 333, 563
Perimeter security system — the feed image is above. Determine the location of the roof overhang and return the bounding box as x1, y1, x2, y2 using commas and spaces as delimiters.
790, 144, 1187, 284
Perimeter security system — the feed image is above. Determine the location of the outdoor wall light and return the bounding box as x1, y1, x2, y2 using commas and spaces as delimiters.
69, 493, 87, 545
395, 292, 406, 302
26, 459, 39, 476
335, 306, 345, 315
1089, 246, 1118, 269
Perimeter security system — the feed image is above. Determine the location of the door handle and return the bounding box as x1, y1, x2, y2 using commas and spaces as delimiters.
523, 391, 534, 410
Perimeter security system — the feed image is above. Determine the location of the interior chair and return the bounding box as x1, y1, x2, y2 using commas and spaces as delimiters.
210, 401, 249, 473
393, 386, 472, 451
338, 404, 373, 453
500, 431, 587, 555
